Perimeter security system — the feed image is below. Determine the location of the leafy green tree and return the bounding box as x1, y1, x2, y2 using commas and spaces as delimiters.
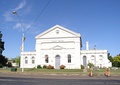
108, 53, 113, 63
15, 56, 20, 66
0, 31, 5, 51
0, 55, 8, 66
112, 55, 120, 67
0, 31, 7, 66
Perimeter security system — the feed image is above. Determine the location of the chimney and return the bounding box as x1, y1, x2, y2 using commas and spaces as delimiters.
86, 41, 89, 50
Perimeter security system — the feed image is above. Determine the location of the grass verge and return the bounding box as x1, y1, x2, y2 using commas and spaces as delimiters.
0, 68, 120, 76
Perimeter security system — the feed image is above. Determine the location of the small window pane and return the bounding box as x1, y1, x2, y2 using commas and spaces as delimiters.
68, 54, 71, 63
45, 55, 49, 63
32, 60, 35, 64
25, 60, 28, 64
25, 56, 28, 64
31, 56, 35, 64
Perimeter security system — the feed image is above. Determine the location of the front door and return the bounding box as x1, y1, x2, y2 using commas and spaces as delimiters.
83, 56, 87, 67
55, 55, 60, 69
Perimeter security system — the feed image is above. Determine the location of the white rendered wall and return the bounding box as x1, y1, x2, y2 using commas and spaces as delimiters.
20, 25, 111, 69
80, 50, 112, 68
20, 51, 36, 68
35, 37, 81, 69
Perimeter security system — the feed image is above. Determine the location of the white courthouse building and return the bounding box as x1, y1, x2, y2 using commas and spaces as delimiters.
20, 25, 112, 69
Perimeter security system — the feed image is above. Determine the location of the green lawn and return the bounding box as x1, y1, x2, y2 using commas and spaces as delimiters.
0, 67, 120, 76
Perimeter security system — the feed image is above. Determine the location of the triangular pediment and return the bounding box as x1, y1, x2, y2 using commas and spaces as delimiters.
35, 25, 81, 39
52, 45, 64, 50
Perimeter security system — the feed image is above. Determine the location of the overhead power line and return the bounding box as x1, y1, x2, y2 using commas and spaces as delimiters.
25, 0, 51, 34
13, 11, 24, 32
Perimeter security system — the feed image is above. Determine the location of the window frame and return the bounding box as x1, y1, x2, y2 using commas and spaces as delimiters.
45, 55, 49, 63
25, 56, 28, 64
68, 54, 71, 63
31, 56, 35, 64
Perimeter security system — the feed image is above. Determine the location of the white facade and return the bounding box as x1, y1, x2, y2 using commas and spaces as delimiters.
81, 50, 111, 68
20, 25, 111, 69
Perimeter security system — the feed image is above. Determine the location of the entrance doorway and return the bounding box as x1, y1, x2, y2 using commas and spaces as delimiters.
55, 55, 60, 69
83, 56, 87, 67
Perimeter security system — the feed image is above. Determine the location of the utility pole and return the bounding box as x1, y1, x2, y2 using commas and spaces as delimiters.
13, 11, 25, 72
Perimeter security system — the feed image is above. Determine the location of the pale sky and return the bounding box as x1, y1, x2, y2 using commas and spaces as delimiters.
0, 0, 120, 58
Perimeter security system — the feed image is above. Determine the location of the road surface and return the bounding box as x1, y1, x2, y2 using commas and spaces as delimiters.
0, 76, 120, 85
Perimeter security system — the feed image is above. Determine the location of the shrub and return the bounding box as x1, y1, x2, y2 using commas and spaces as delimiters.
47, 65, 54, 69
0, 63, 3, 68
60, 65, 66, 69
37, 65, 42, 69
43, 65, 47, 68
81, 65, 85, 69
88, 63, 94, 68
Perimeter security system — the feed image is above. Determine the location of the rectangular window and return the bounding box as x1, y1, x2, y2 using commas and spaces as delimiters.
25, 60, 28, 64
68, 54, 71, 63
32, 60, 35, 64
45, 55, 49, 63
68, 58, 71, 63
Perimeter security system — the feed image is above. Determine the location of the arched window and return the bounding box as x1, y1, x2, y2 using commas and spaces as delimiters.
45, 55, 49, 63
68, 54, 71, 63
32, 56, 35, 64
25, 56, 28, 64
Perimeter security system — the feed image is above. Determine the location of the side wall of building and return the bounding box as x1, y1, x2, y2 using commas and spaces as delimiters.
20, 52, 36, 68
80, 50, 112, 68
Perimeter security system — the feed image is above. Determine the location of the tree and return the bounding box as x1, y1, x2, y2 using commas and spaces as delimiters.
108, 53, 113, 63
15, 56, 20, 66
0, 55, 8, 66
0, 31, 7, 66
112, 55, 120, 67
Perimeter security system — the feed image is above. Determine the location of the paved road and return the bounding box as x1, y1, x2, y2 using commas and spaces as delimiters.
0, 76, 120, 85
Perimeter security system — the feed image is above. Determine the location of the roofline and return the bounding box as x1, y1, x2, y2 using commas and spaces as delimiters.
35, 25, 81, 39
